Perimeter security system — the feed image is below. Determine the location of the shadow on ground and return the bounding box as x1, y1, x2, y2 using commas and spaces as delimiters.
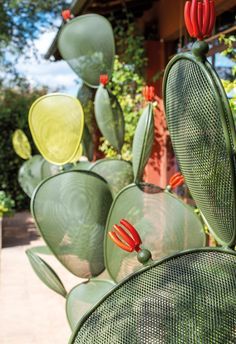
2, 211, 40, 248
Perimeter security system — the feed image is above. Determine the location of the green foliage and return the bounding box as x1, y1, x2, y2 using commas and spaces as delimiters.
0, 1, 69, 55
99, 15, 147, 160
219, 34, 236, 122
0, 81, 47, 210
0, 190, 15, 218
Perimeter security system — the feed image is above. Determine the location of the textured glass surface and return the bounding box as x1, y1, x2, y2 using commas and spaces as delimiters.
58, 14, 115, 87
31, 171, 113, 278
72, 250, 236, 344
164, 58, 236, 246
18, 155, 44, 197
105, 183, 205, 282
29, 93, 84, 165
132, 104, 154, 182
26, 249, 67, 297
95, 87, 124, 151
90, 159, 133, 197
66, 279, 115, 330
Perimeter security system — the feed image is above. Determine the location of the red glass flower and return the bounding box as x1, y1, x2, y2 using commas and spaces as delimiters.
169, 172, 185, 189
62, 9, 72, 21
100, 74, 109, 86
109, 219, 142, 252
142, 86, 155, 102
184, 0, 216, 40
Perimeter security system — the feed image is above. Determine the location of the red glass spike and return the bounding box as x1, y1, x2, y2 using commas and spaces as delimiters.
100, 74, 109, 86
108, 232, 133, 252
202, 0, 210, 36
207, 1, 216, 36
191, 0, 200, 38
184, 2, 194, 37
197, 2, 203, 32
113, 224, 136, 249
120, 219, 142, 248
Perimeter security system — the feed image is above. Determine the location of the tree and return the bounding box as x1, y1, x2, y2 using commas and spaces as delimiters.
0, 80, 47, 210
0, 0, 69, 78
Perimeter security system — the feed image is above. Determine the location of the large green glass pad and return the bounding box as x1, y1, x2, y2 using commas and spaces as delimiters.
66, 279, 115, 330
105, 183, 205, 282
90, 159, 133, 198
163, 53, 236, 247
70, 249, 236, 344
58, 14, 115, 88
31, 171, 113, 278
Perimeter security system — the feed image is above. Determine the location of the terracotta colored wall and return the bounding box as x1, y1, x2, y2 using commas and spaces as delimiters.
143, 40, 177, 188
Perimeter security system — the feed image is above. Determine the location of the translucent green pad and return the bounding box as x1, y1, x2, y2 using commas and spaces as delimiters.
163, 54, 236, 247
66, 279, 115, 330
29, 93, 84, 165
31, 171, 113, 278
82, 125, 94, 162
26, 249, 67, 297
105, 183, 205, 282
18, 155, 59, 198
18, 155, 44, 197
95, 86, 124, 151
90, 159, 133, 198
58, 14, 115, 88
12, 129, 31, 160
70, 249, 236, 344
132, 103, 154, 182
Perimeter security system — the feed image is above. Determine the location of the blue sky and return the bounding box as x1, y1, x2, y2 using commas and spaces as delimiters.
16, 29, 80, 95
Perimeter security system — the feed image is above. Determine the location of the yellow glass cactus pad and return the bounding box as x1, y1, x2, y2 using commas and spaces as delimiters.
12, 129, 31, 160
29, 93, 84, 165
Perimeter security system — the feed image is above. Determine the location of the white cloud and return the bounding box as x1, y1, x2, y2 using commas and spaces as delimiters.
16, 29, 81, 96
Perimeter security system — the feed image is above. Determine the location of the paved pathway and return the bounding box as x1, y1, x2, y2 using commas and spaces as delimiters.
0, 213, 81, 344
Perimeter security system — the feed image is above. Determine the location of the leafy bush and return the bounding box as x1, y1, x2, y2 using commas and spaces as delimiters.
0, 82, 47, 210
99, 14, 147, 160
0, 190, 14, 218
219, 34, 236, 123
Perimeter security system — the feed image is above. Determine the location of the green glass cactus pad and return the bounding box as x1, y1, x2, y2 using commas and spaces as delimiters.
95, 86, 124, 151
132, 103, 154, 182
18, 155, 44, 197
66, 279, 115, 330
82, 125, 94, 162
12, 129, 31, 160
58, 14, 115, 88
105, 183, 205, 282
26, 249, 67, 297
163, 51, 236, 247
41, 159, 60, 179
29, 93, 84, 165
18, 155, 59, 198
70, 249, 236, 344
31, 171, 113, 278
90, 159, 133, 197
72, 161, 94, 171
